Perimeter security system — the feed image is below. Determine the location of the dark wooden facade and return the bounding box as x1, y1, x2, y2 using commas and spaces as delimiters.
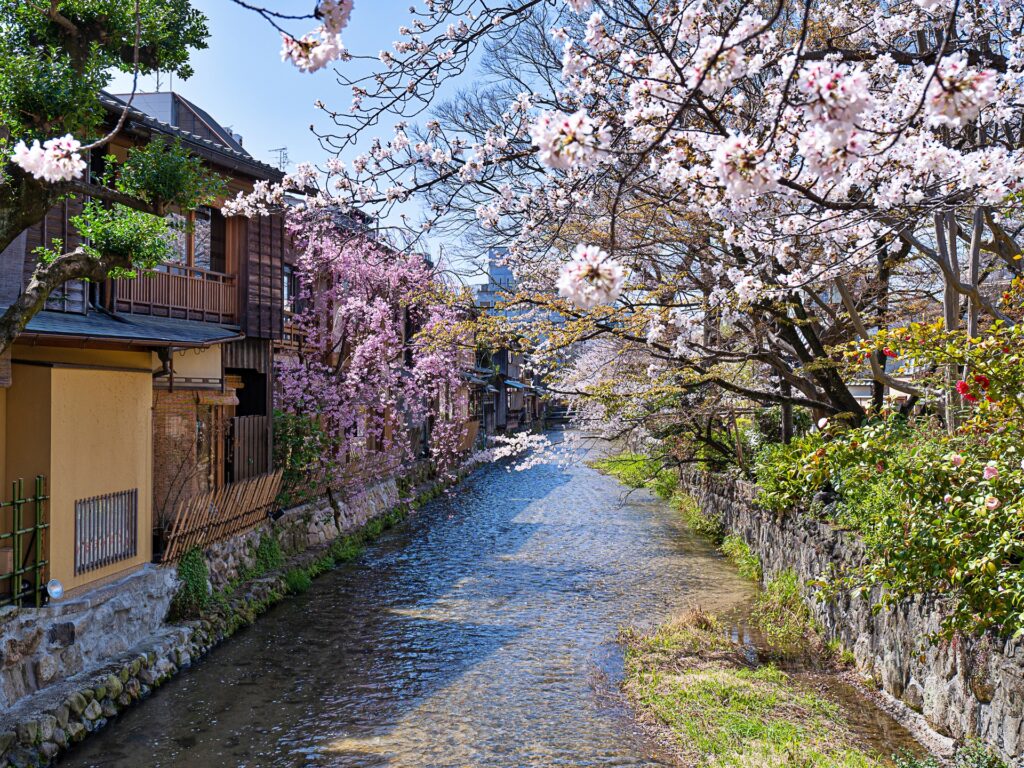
241, 215, 286, 340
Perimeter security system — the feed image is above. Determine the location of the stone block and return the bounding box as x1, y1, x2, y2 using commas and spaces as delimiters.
82, 699, 102, 721
38, 742, 58, 760
36, 717, 54, 743
0, 731, 15, 753
33, 656, 59, 686
14, 722, 36, 746
104, 674, 122, 700
45, 623, 74, 649
64, 692, 86, 716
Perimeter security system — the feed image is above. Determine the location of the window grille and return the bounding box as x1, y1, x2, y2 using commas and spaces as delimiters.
74, 489, 138, 575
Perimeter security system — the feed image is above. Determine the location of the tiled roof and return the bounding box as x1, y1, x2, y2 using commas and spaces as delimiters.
23, 310, 242, 347
99, 92, 284, 181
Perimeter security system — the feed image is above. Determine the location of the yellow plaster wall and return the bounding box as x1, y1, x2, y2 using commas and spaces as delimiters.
171, 346, 221, 380
6, 365, 52, 488
48, 368, 153, 589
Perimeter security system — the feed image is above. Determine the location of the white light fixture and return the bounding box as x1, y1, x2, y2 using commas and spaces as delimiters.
46, 579, 64, 600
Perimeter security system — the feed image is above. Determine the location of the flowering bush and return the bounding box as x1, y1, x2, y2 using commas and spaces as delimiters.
756, 415, 1024, 639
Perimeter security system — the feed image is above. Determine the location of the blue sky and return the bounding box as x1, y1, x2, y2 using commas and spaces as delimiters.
109, 1, 431, 172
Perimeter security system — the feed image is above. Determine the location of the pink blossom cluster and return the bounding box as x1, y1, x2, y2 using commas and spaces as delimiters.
280, 0, 353, 72
276, 212, 469, 495
556, 244, 626, 309
528, 110, 611, 171
9, 135, 86, 183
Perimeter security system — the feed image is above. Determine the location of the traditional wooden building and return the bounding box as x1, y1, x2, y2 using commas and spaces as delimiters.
0, 91, 287, 601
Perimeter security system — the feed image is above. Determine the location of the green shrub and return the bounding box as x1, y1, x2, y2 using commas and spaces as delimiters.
753, 413, 1024, 639
307, 553, 335, 577
674, 492, 724, 543
254, 534, 284, 574
592, 452, 678, 498
721, 535, 762, 581
329, 535, 364, 563
753, 570, 812, 647
169, 548, 209, 619
284, 568, 312, 594
274, 410, 337, 507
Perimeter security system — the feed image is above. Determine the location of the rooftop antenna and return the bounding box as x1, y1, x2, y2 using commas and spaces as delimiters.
269, 147, 290, 170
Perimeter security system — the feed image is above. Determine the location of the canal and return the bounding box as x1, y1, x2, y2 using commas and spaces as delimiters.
60, 438, 913, 767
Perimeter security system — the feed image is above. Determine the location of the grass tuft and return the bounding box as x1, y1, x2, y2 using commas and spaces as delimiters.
675, 492, 725, 543
752, 570, 812, 648
721, 535, 762, 582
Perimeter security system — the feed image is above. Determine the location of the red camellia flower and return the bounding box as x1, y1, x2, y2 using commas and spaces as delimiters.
883, 348, 897, 358
955, 380, 971, 396
973, 374, 990, 389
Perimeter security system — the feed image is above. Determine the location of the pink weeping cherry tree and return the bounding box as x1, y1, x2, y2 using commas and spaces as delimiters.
276, 210, 469, 498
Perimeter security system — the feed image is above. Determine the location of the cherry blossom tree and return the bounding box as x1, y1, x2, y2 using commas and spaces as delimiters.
233, 0, 1024, 448
276, 211, 469, 499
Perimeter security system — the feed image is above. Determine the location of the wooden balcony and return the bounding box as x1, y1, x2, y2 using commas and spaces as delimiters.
114, 263, 238, 324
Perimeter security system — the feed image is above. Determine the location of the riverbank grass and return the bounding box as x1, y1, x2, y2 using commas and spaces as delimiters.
590, 452, 678, 498
622, 610, 886, 768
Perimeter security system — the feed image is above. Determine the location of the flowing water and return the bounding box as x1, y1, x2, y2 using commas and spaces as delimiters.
60, 435, 919, 767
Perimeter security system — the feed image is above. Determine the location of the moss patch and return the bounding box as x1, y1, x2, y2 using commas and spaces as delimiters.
622, 610, 887, 768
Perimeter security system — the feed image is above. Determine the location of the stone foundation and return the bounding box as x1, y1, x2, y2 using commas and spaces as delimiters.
203, 479, 400, 590
0, 567, 176, 711
682, 470, 1024, 764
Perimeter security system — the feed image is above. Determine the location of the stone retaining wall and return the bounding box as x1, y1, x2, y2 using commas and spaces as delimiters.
682, 471, 1024, 765
0, 567, 176, 711
203, 479, 400, 590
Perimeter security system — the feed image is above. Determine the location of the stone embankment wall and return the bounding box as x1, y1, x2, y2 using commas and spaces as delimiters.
682, 471, 1024, 765
0, 465, 454, 768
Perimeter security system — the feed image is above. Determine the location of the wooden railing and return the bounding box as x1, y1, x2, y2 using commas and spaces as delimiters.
114, 263, 238, 324
160, 470, 283, 563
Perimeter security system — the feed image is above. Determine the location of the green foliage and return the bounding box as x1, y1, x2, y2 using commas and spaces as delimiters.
169, 547, 208, 619
284, 568, 312, 595
591, 452, 678, 498
721, 535, 762, 582
753, 570, 812, 647
894, 741, 1006, 768
274, 410, 336, 507
329, 535, 364, 563
253, 534, 283, 574
674, 491, 725, 543
0, 1, 208, 142
114, 140, 225, 209
70, 199, 171, 271
754, 412, 1024, 638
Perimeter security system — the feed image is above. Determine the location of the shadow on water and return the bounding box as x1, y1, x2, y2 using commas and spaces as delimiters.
58, 437, 919, 768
